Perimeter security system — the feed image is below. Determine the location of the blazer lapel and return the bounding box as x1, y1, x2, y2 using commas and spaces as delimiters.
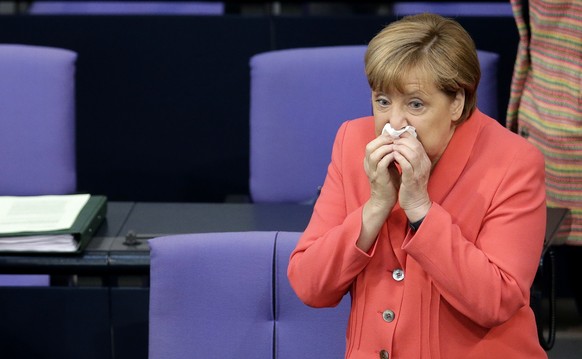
428, 110, 485, 204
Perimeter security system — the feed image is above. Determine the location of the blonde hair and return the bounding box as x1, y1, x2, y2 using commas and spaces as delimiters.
365, 13, 480, 123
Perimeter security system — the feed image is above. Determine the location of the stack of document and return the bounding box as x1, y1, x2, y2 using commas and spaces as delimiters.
0, 235, 80, 252
0, 194, 106, 253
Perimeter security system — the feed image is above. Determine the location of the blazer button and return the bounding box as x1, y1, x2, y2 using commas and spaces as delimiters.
382, 309, 395, 323
392, 269, 404, 281
379, 349, 390, 359
519, 127, 529, 138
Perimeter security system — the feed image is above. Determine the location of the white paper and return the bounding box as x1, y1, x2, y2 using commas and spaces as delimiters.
0, 234, 77, 252
0, 194, 90, 234
382, 124, 417, 138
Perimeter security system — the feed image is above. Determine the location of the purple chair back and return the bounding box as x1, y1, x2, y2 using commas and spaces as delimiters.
0, 44, 77, 287
0, 275, 48, 286
275, 231, 350, 359
28, 1, 225, 15
249, 45, 499, 203
149, 231, 351, 359
391, 2, 513, 17
149, 232, 275, 359
0, 44, 77, 196
249, 46, 371, 204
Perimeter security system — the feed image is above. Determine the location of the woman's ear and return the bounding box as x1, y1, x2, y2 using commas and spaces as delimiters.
451, 89, 465, 122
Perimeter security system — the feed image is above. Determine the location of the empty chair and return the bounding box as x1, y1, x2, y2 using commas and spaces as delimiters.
274, 231, 350, 359
149, 231, 351, 359
249, 45, 499, 203
149, 232, 275, 359
0, 44, 77, 286
249, 46, 371, 204
0, 44, 77, 196
391, 2, 513, 17
28, 1, 225, 15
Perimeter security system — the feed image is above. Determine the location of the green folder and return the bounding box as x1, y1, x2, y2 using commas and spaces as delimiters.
0, 195, 107, 254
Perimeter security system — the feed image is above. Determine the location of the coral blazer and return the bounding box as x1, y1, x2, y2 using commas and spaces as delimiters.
288, 110, 548, 358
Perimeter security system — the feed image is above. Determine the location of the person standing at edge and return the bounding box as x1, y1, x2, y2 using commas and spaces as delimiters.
507, 0, 582, 323
288, 13, 547, 358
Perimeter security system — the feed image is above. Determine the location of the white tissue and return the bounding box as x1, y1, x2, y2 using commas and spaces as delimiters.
382, 124, 417, 138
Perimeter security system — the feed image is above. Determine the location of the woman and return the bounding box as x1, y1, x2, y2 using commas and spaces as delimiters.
288, 14, 547, 358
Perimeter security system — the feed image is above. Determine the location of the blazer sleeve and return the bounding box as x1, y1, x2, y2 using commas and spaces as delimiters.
403, 141, 546, 328
287, 120, 375, 308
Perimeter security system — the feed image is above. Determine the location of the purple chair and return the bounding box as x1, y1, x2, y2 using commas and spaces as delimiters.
149, 232, 275, 359
391, 2, 513, 17
0, 44, 77, 196
149, 231, 351, 359
274, 231, 350, 359
249, 45, 499, 203
249, 46, 371, 204
28, 1, 225, 15
0, 44, 77, 286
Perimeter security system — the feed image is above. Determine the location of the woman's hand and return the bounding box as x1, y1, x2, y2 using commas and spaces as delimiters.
392, 133, 432, 222
358, 135, 400, 252
364, 134, 400, 213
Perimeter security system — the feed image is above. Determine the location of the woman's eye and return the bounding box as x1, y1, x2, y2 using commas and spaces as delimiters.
375, 98, 389, 107
409, 100, 424, 110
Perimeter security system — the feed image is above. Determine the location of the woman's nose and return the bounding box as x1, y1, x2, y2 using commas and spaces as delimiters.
389, 107, 408, 130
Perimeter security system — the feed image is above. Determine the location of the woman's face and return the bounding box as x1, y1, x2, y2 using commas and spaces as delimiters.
372, 69, 465, 164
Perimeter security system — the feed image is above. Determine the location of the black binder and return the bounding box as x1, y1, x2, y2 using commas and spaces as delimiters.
0, 195, 107, 254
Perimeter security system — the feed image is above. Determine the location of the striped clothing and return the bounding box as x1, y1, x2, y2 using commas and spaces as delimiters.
507, 0, 582, 244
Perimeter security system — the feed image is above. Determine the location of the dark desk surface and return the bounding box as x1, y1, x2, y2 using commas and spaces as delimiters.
108, 202, 313, 272
0, 203, 568, 275
0, 202, 314, 274
120, 202, 313, 236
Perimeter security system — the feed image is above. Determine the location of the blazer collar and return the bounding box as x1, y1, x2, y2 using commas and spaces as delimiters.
427, 110, 485, 204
